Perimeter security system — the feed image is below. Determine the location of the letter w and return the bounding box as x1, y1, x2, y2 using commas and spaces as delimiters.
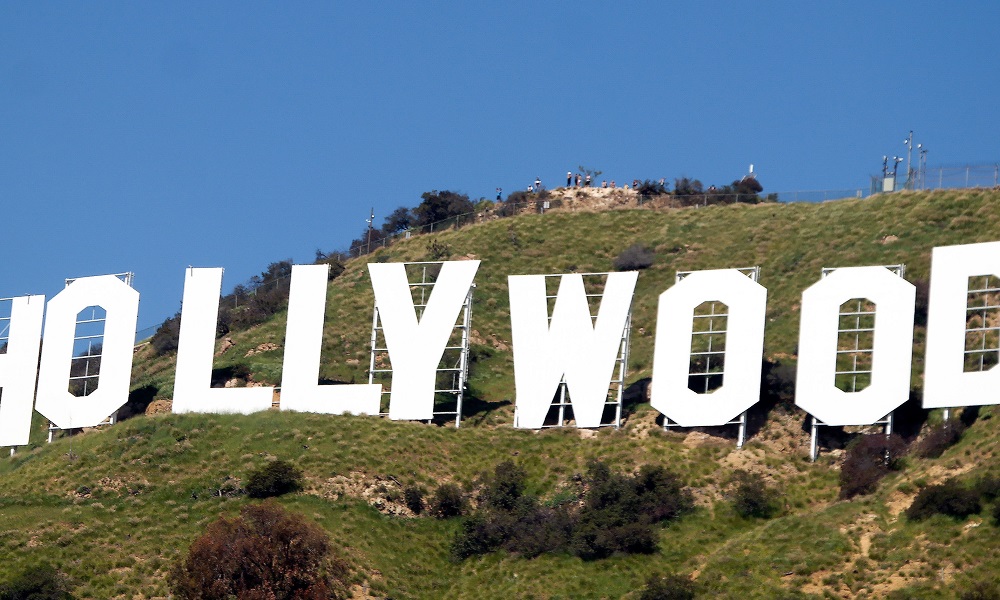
508, 272, 637, 429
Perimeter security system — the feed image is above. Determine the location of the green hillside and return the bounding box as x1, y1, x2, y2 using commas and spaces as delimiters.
4, 189, 1000, 599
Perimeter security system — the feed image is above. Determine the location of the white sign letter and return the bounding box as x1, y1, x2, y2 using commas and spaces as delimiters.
795, 267, 914, 425
280, 264, 380, 414
509, 271, 638, 429
650, 270, 767, 427
369, 261, 480, 421
173, 268, 274, 414
0, 296, 44, 446
924, 241, 1000, 408
36, 276, 139, 429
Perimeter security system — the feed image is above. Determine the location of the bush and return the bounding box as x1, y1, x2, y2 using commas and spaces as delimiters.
169, 501, 349, 600
906, 479, 981, 521
728, 470, 781, 519
481, 460, 527, 511
403, 486, 425, 515
431, 483, 466, 518
245, 460, 303, 499
914, 420, 965, 458
570, 461, 692, 560
150, 312, 182, 355
613, 244, 655, 271
961, 580, 1000, 600
977, 474, 1000, 502
636, 179, 669, 199
639, 573, 697, 600
452, 461, 573, 559
839, 434, 907, 499
452, 460, 692, 561
0, 565, 74, 600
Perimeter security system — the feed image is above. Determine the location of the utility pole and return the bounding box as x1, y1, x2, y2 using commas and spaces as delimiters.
365, 208, 374, 254
903, 130, 914, 189
918, 144, 928, 190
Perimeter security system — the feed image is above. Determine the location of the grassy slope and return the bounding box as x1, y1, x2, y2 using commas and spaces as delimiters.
4, 189, 1000, 598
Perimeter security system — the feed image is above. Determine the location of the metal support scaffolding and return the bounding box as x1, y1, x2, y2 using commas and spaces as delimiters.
664, 267, 759, 448
47, 272, 134, 443
809, 265, 904, 461
367, 262, 474, 427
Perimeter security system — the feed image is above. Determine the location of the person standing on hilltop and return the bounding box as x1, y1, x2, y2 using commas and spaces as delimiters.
535, 177, 542, 191
575, 173, 581, 187
585, 174, 591, 187
567, 171, 572, 187
496, 187, 502, 201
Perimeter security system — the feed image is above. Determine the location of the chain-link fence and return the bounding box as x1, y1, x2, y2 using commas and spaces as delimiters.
873, 164, 1000, 195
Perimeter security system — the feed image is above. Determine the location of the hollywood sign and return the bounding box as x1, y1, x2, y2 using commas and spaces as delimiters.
0, 241, 997, 447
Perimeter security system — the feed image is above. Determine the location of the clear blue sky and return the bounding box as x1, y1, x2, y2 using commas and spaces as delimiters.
2, 2, 999, 332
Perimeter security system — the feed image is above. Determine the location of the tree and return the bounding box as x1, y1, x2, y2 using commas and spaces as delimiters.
150, 312, 182, 355
413, 190, 474, 228
381, 206, 415, 235
673, 177, 703, 197
731, 175, 764, 203
169, 501, 349, 600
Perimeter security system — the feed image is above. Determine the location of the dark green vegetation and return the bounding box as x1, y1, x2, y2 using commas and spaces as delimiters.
451, 460, 692, 560
0, 564, 74, 600
245, 459, 304, 499
5, 189, 1000, 598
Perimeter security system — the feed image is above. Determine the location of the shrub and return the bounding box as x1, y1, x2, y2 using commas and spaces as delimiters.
452, 461, 572, 559
613, 244, 655, 271
150, 312, 182, 355
961, 580, 1000, 600
839, 434, 907, 499
431, 483, 466, 518
0, 565, 74, 600
636, 179, 669, 199
403, 486, 425, 515
977, 474, 1000, 502
481, 460, 527, 511
570, 461, 692, 560
993, 500, 1000, 526
728, 470, 781, 519
906, 479, 981, 521
503, 503, 573, 558
452, 511, 507, 559
639, 573, 697, 600
245, 460, 303, 499
169, 501, 349, 600
452, 460, 692, 561
914, 420, 965, 458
